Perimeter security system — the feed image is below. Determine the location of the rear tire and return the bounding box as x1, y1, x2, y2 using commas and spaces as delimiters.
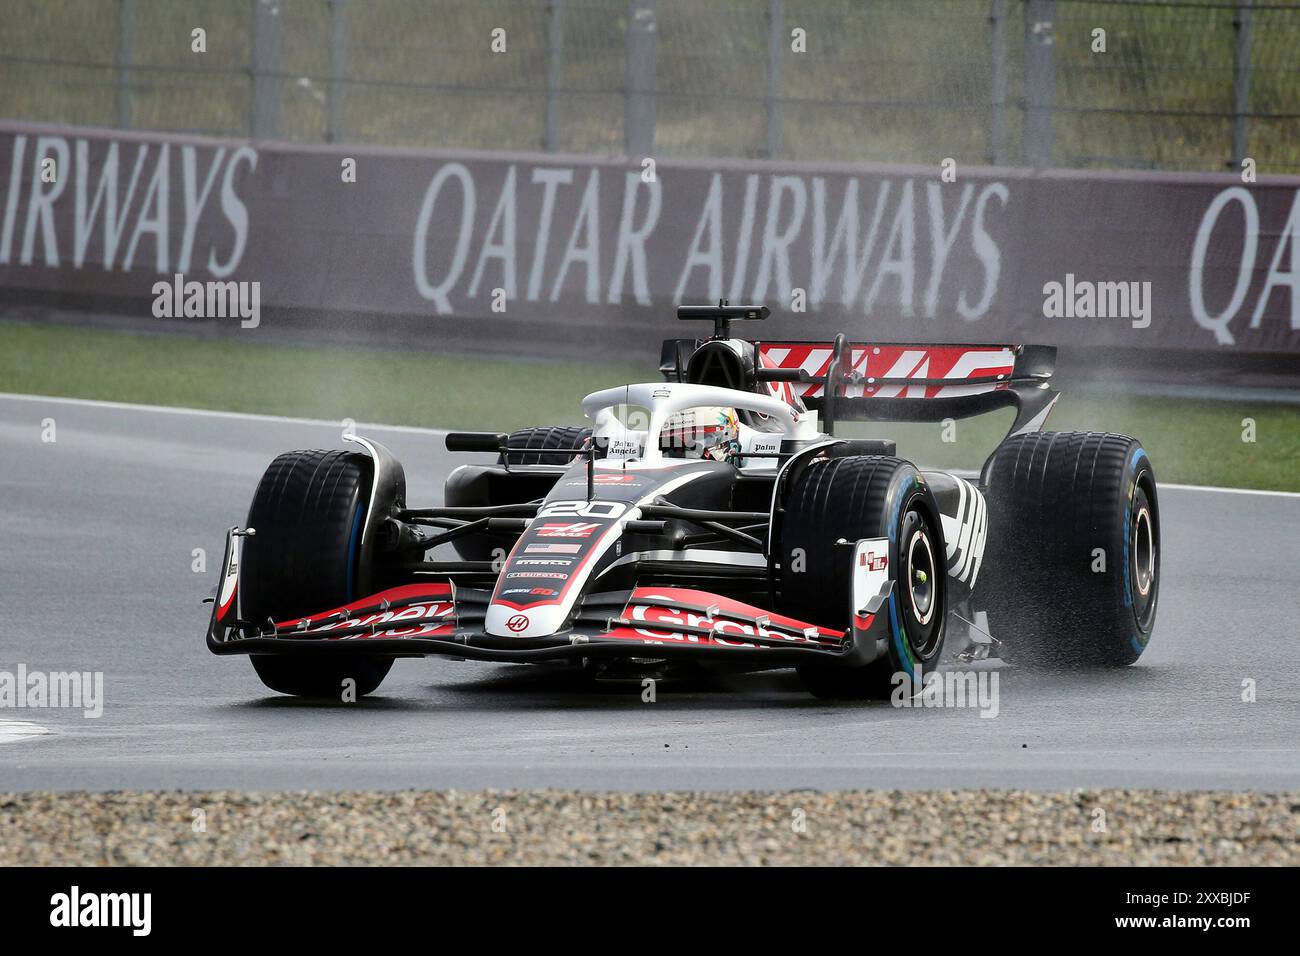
780, 456, 947, 700
981, 431, 1159, 667
242, 449, 393, 698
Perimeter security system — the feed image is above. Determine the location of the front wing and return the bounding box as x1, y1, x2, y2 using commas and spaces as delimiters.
206, 528, 896, 667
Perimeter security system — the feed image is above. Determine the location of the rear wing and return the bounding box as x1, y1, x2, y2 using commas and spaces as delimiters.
755, 337, 1057, 435
665, 304, 1059, 441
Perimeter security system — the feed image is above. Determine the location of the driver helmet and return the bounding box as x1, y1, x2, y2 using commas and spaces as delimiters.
660, 406, 740, 462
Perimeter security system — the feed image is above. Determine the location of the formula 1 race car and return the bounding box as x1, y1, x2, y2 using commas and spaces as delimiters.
205, 304, 1160, 699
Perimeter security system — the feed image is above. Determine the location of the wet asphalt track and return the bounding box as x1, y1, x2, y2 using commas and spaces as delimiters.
1, 392, 1297, 791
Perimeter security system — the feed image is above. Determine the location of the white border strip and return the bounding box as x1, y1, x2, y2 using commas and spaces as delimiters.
0, 719, 52, 744
1159, 481, 1300, 499
2, 392, 1297, 499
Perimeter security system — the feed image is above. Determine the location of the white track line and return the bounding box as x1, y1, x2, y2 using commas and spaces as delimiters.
1, 392, 1296, 499
0, 391, 450, 436
0, 719, 53, 744
1159, 481, 1300, 499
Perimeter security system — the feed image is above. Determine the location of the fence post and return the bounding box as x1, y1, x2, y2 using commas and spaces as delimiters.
250, 0, 283, 140
1232, 0, 1254, 169
327, 0, 346, 143
1022, 0, 1056, 167
624, 0, 657, 157
989, 0, 1007, 165
544, 0, 565, 151
766, 0, 784, 159
116, 0, 135, 129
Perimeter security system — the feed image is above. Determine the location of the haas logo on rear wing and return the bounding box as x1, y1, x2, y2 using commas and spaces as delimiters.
669, 304, 1057, 443
758, 343, 1017, 401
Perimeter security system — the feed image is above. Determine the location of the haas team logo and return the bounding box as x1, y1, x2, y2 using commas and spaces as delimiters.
537, 522, 599, 538
506, 614, 530, 632
862, 551, 888, 572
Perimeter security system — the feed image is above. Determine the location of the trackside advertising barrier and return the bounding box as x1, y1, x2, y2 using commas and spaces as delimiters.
1, 121, 1298, 360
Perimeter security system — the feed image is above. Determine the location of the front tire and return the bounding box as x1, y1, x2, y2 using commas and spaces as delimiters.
981, 431, 1160, 666
250, 655, 392, 700
442, 425, 593, 561
499, 425, 592, 465
242, 449, 393, 698
780, 456, 947, 699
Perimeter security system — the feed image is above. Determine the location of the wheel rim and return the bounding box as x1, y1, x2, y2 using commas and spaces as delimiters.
906, 528, 937, 626
898, 505, 944, 660
1131, 482, 1159, 631
1132, 506, 1154, 598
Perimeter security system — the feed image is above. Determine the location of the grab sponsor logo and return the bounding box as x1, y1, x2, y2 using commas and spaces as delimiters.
626, 599, 814, 646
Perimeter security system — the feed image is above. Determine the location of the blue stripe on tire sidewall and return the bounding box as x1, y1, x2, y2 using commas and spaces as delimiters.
345, 502, 364, 603
888, 473, 920, 678
1127, 447, 1151, 648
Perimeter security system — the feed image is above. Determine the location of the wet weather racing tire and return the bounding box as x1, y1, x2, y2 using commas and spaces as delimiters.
241, 449, 393, 698
781, 456, 946, 700
982, 432, 1159, 667
443, 425, 594, 560
499, 425, 592, 465
249, 655, 392, 700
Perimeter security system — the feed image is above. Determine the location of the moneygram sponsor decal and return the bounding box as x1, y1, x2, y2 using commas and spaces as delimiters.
312, 599, 455, 638
525, 543, 582, 554
0, 665, 103, 718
